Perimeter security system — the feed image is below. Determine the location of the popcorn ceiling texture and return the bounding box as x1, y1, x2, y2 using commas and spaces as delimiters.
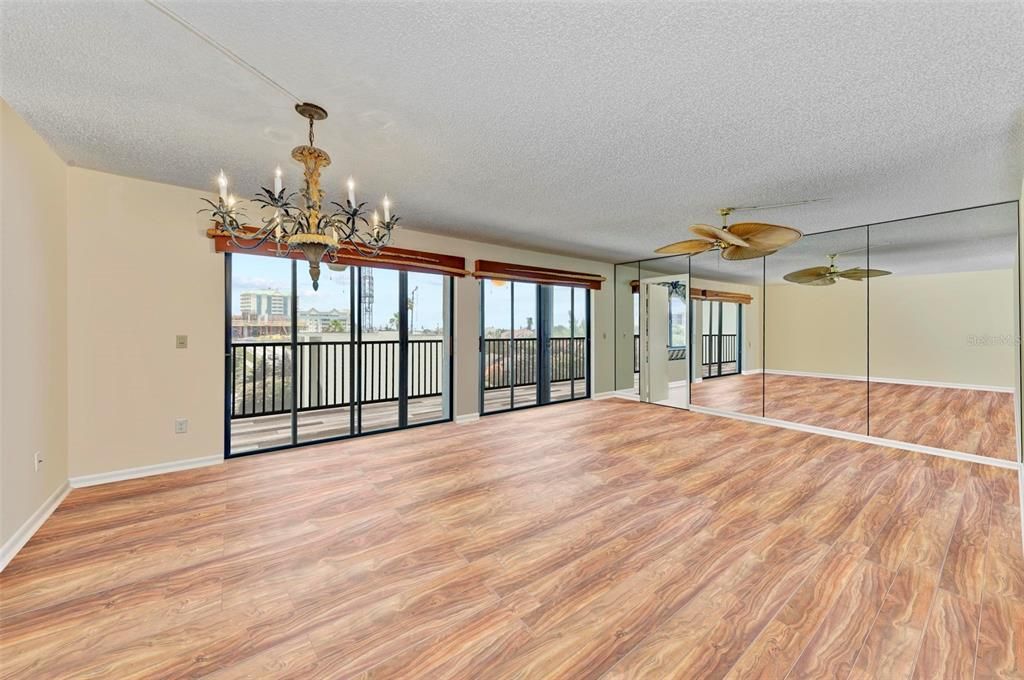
1, 1, 1022, 262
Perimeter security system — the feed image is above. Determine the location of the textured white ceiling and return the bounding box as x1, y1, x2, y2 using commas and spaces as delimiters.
2, 1, 1023, 262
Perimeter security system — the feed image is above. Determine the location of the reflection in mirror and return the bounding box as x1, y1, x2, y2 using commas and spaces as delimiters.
867, 203, 1019, 460
764, 226, 868, 434
687, 251, 764, 417
613, 262, 641, 399
638, 256, 690, 408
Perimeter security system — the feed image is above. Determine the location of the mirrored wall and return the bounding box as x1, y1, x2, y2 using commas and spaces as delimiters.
614, 258, 691, 408
616, 201, 1021, 462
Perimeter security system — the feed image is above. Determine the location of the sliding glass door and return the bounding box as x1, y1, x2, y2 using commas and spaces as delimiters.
700, 300, 742, 379
480, 279, 589, 414
226, 253, 453, 456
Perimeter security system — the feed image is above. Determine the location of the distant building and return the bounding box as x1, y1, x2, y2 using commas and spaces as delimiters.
239, 290, 290, 319
301, 307, 351, 333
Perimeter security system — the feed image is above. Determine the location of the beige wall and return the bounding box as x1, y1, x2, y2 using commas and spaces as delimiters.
765, 279, 867, 377
764, 269, 1017, 388
62, 167, 614, 478
66, 169, 225, 477
1, 101, 69, 545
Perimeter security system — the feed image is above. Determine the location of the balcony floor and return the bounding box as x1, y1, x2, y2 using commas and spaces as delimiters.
231, 381, 582, 453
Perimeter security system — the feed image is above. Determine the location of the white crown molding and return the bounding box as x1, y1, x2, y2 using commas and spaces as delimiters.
688, 405, 1019, 470
1, 481, 70, 573
69, 455, 222, 488
760, 368, 1014, 393
454, 413, 480, 424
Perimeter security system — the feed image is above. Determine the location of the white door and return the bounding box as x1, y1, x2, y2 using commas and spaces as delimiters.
640, 284, 669, 403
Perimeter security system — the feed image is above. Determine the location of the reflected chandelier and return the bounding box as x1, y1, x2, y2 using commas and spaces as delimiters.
202, 102, 399, 290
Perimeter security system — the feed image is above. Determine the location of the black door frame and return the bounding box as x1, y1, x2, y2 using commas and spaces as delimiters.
224, 254, 455, 458
479, 280, 591, 416
698, 299, 743, 380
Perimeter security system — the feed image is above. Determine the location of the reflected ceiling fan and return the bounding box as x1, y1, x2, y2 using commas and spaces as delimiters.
655, 200, 819, 260
784, 252, 891, 286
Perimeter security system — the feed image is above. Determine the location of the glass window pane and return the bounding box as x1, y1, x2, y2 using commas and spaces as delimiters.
513, 282, 538, 408
482, 279, 512, 413
294, 264, 353, 443
572, 287, 588, 398
407, 272, 451, 425
359, 267, 400, 433
548, 286, 573, 403
229, 254, 294, 454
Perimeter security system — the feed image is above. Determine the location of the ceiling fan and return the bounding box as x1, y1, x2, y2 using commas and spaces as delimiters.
784, 253, 891, 286
655, 202, 812, 260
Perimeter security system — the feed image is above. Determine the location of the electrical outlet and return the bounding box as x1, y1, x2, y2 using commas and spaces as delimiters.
175, 335, 188, 349
174, 418, 189, 434
34, 450, 42, 471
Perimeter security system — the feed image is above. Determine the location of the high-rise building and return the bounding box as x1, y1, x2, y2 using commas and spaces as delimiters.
239, 290, 290, 319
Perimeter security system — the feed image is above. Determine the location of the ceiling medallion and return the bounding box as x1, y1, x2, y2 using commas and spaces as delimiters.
201, 102, 399, 289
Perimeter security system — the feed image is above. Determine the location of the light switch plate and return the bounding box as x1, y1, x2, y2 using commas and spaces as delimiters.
174, 418, 188, 434
175, 335, 188, 349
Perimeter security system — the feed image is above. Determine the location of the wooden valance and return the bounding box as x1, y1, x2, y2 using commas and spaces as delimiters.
472, 260, 605, 290
207, 227, 469, 277
690, 288, 753, 305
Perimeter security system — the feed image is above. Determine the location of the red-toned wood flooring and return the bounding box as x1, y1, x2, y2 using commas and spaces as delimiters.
1, 398, 1022, 678
690, 373, 1017, 461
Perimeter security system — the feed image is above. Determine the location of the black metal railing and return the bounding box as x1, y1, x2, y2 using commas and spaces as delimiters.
482, 337, 586, 390
701, 333, 738, 367
230, 339, 445, 419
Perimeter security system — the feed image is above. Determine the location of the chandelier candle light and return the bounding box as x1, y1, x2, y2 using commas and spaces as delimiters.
202, 102, 399, 289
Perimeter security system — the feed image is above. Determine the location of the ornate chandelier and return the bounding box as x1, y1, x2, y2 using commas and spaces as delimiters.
202, 102, 399, 289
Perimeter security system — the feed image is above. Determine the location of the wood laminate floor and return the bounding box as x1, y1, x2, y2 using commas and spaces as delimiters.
690, 373, 1018, 461
2, 399, 1022, 679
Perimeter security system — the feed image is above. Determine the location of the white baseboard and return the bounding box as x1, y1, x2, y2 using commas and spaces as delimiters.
687, 404, 1019, 470
69, 455, 222, 488
590, 391, 616, 400
761, 368, 1013, 393
454, 413, 480, 425
742, 369, 763, 375
1, 480, 70, 572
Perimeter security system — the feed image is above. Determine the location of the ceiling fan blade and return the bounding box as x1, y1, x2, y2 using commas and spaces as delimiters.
727, 223, 802, 251
783, 266, 831, 283
838, 268, 892, 280
801, 276, 836, 286
654, 239, 716, 255
720, 245, 776, 261
690, 224, 750, 247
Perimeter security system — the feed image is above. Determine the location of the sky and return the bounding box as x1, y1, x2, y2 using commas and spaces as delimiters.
231, 253, 446, 331
232, 254, 587, 333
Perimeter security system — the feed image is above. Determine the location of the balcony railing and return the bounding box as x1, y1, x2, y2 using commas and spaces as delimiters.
702, 333, 738, 366
230, 339, 445, 419
481, 337, 587, 390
